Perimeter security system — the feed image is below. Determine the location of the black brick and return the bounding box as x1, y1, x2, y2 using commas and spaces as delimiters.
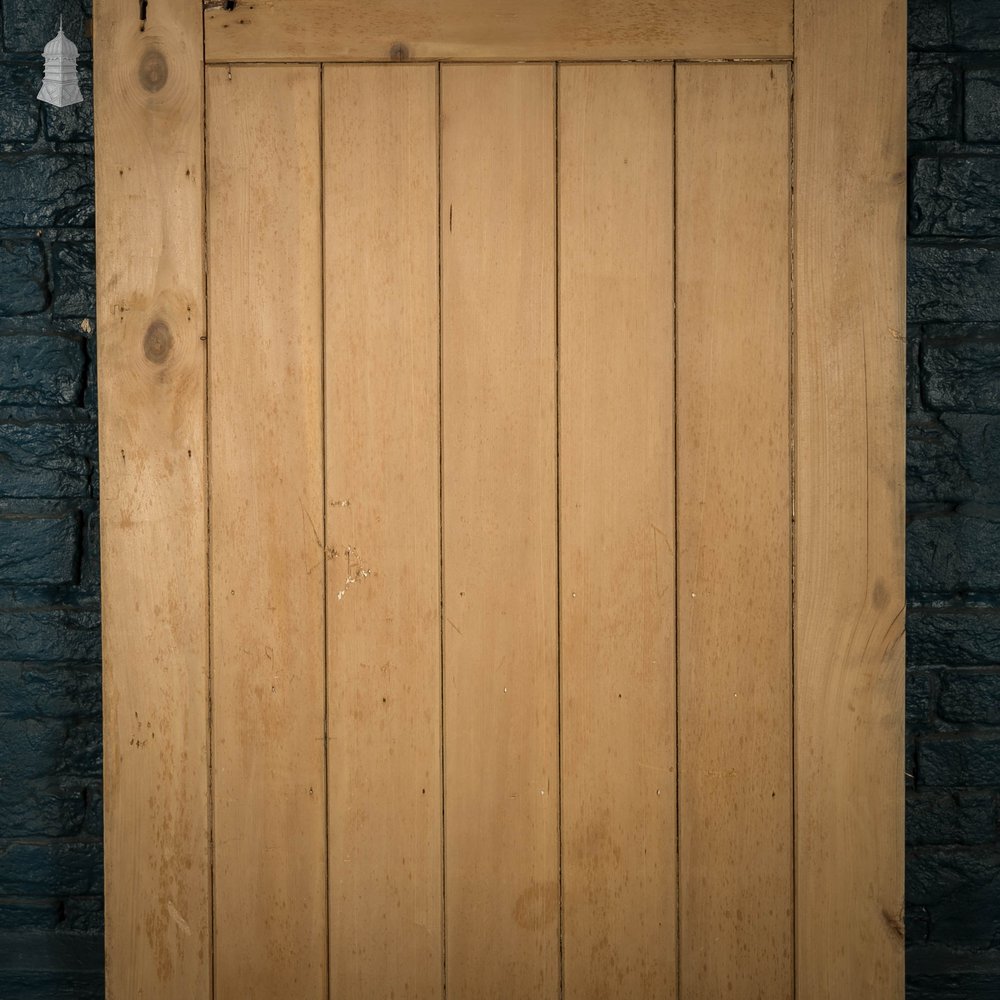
905, 415, 1000, 504
966, 68, 1000, 142
51, 240, 94, 318
0, 716, 101, 784
0, 842, 101, 897
43, 66, 93, 144
0, 241, 47, 317
0, 662, 100, 720
907, 791, 997, 845
920, 735, 1000, 787
909, 669, 936, 726
954, 0, 1000, 49
0, 0, 92, 55
0, 779, 91, 839
908, 508, 1000, 595
911, 157, 1000, 237
0, 421, 96, 500
0, 336, 84, 408
0, 64, 41, 144
909, 0, 951, 50
0, 156, 94, 228
909, 609, 1000, 666
907, 848, 1000, 946
0, 612, 100, 664
922, 334, 1000, 412
0, 515, 78, 585
909, 246, 1000, 323
940, 670, 1000, 724
910, 64, 957, 141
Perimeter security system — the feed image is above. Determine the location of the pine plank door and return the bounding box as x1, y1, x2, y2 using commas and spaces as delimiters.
93, 2, 905, 999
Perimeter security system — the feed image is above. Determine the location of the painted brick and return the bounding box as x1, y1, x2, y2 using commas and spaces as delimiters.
954, 0, 1000, 49
920, 735, 1000, 787
940, 670, 1000, 724
907, 849, 1000, 947
43, 65, 92, 144
0, 515, 78, 585
0, 0, 92, 55
0, 662, 100, 719
910, 63, 957, 140
0, 335, 84, 408
0, 156, 93, 228
906, 415, 1000, 504
966, 68, 1000, 142
911, 157, 1000, 237
922, 335, 1000, 411
0, 612, 100, 663
909, 0, 951, 50
908, 669, 936, 725
0, 421, 96, 499
907, 791, 997, 846
0, 842, 101, 897
909, 246, 1000, 323
0, 241, 47, 316
0, 716, 100, 784
908, 508, 1000, 595
0, 63, 41, 143
0, 780, 91, 839
51, 240, 94, 317
909, 609, 1000, 666
0, 975, 103, 1000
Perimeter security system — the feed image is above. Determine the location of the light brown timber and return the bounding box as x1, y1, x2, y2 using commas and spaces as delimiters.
206, 64, 327, 999
794, 0, 907, 995
440, 63, 560, 1000
558, 62, 677, 1000
93, 0, 212, 995
676, 62, 793, 1000
323, 63, 444, 1000
204, 0, 791, 63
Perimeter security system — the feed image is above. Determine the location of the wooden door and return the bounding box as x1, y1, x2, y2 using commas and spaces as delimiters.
93, 2, 905, 999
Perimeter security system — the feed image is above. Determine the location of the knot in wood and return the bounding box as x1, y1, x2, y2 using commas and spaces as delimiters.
138, 48, 168, 93
143, 321, 173, 364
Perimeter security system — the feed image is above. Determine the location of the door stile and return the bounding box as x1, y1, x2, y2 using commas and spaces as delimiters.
94, 1, 213, 997
793, 1, 906, 997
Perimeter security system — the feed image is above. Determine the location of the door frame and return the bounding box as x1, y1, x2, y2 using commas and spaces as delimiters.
93, 1, 905, 996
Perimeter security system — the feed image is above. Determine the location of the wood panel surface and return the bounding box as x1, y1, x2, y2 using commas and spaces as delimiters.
93, 0, 212, 996
205, 0, 791, 63
440, 63, 560, 1000
558, 63, 677, 1000
323, 64, 443, 1000
676, 62, 793, 1000
206, 65, 327, 999
794, 0, 907, 996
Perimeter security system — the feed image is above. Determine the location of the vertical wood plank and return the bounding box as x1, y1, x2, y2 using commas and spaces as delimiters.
795, 0, 907, 995
93, 1, 211, 996
676, 62, 792, 1000
206, 65, 327, 999
441, 63, 559, 1000
323, 64, 443, 1000
558, 63, 676, 1000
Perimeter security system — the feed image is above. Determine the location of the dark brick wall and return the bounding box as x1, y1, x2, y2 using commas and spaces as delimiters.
0, 0, 103, 997
1, 1, 998, 998
908, 1, 1000, 997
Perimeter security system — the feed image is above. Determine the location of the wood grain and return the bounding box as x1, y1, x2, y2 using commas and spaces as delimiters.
440, 63, 560, 1000
558, 63, 676, 1000
93, 0, 211, 995
675, 62, 792, 1000
323, 63, 443, 1000
205, 0, 791, 62
206, 65, 327, 999
794, 0, 907, 996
